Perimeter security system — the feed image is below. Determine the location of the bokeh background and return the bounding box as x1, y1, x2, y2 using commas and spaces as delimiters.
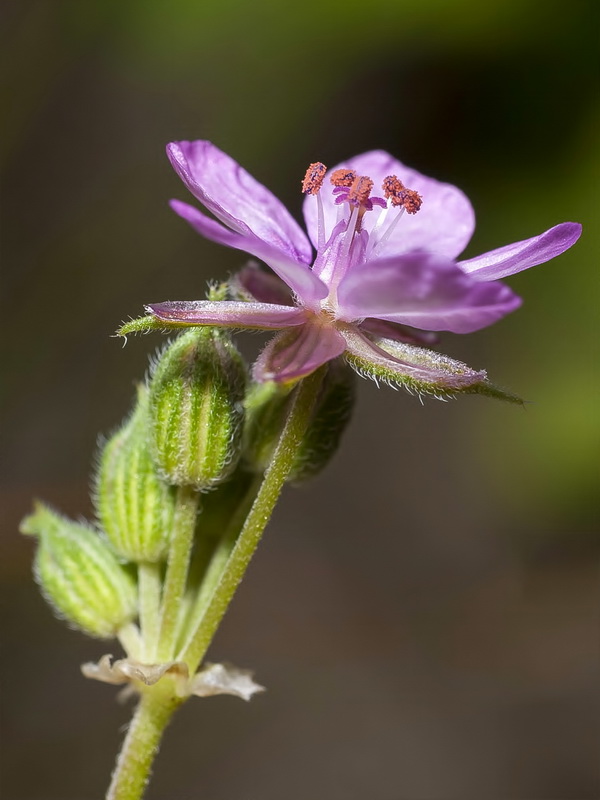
2, 1, 598, 798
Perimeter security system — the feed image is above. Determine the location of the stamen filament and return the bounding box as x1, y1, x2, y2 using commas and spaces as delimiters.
369, 207, 405, 260
368, 203, 391, 247
316, 192, 326, 253
341, 204, 360, 265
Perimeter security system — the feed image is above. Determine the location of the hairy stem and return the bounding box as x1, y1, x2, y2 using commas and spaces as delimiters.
117, 622, 143, 660
138, 562, 162, 661
183, 368, 324, 674
157, 486, 200, 660
176, 474, 263, 662
106, 688, 182, 800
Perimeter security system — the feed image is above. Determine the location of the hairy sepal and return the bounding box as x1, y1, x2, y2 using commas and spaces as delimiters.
117, 315, 183, 337
20, 503, 137, 638
346, 335, 523, 404
95, 384, 176, 563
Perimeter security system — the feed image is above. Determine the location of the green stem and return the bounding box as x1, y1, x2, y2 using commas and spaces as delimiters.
138, 562, 162, 661
117, 622, 143, 660
182, 368, 324, 674
106, 688, 182, 800
176, 474, 263, 662
157, 485, 200, 660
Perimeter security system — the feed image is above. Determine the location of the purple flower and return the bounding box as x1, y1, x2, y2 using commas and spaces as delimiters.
147, 141, 581, 392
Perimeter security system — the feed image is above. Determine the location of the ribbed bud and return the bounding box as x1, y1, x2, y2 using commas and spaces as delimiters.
149, 328, 246, 489
244, 361, 355, 483
20, 503, 137, 638
95, 385, 175, 563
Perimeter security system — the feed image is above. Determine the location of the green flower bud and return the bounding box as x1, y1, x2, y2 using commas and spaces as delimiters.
95, 385, 176, 563
244, 360, 355, 483
149, 328, 246, 489
20, 503, 137, 638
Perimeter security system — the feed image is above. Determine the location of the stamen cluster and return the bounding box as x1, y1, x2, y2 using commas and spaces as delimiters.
302, 162, 421, 216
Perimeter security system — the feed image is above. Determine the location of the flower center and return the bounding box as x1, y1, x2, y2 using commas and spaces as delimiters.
301, 163, 422, 252
330, 170, 386, 227
300, 162, 423, 312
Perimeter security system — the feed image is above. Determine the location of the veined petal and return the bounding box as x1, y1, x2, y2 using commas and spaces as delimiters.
253, 322, 346, 383
359, 318, 439, 346
458, 222, 582, 281
230, 263, 294, 306
147, 300, 308, 330
168, 141, 313, 264
303, 150, 475, 259
341, 326, 521, 402
170, 200, 328, 305
337, 251, 521, 334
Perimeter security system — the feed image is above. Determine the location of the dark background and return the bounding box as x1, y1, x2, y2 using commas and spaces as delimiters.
2, 1, 598, 798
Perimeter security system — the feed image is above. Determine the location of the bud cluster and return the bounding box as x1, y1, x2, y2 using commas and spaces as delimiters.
21, 281, 354, 656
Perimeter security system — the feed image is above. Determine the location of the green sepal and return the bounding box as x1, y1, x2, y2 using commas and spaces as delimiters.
345, 335, 524, 405
117, 283, 230, 338
244, 360, 355, 482
95, 385, 176, 563
149, 328, 247, 489
117, 315, 172, 337
20, 503, 137, 638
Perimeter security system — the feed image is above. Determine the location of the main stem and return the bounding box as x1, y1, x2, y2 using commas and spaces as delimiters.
183, 368, 324, 674
106, 688, 182, 800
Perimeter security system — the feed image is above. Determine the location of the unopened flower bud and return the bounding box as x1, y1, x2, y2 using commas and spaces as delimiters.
95, 385, 175, 563
20, 503, 137, 638
244, 360, 355, 483
149, 328, 246, 489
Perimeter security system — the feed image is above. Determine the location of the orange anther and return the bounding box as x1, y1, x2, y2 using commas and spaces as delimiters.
302, 162, 327, 194
330, 168, 357, 188
382, 175, 422, 214
347, 176, 374, 206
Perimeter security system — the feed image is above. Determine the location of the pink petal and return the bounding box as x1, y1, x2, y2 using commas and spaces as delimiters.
336, 251, 522, 334
168, 141, 313, 264
253, 322, 346, 383
230, 263, 294, 306
458, 222, 582, 281
341, 326, 487, 389
147, 300, 308, 329
303, 150, 475, 259
170, 200, 327, 305
359, 318, 439, 346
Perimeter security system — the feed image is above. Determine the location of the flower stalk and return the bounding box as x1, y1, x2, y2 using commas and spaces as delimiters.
181, 367, 325, 673
137, 562, 162, 662
156, 485, 200, 661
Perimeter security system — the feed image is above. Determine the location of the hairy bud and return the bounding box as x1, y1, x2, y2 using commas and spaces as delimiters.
95, 385, 175, 563
149, 328, 246, 489
244, 361, 355, 483
20, 504, 137, 638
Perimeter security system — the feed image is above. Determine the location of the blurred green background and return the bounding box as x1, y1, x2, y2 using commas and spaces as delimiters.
2, 1, 598, 798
